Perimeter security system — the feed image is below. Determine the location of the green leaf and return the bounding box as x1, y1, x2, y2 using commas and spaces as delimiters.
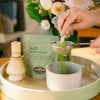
26, 5, 42, 23
48, 10, 52, 19
52, 26, 60, 36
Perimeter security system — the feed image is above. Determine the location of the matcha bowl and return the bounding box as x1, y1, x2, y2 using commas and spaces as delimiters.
46, 61, 82, 91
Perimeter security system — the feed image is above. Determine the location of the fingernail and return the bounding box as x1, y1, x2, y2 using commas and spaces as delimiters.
90, 40, 94, 43
90, 45, 93, 48
90, 44, 95, 48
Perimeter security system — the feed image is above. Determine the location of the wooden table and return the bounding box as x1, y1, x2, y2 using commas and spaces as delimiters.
0, 47, 100, 100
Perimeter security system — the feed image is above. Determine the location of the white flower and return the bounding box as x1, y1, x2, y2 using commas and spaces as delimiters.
64, 0, 95, 10
40, 0, 52, 10
51, 2, 65, 15
65, 31, 74, 38
51, 16, 58, 29
39, 9, 43, 14
41, 20, 50, 30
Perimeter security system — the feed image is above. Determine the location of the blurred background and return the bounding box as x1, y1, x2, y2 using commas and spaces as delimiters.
0, 0, 43, 57
0, 0, 100, 57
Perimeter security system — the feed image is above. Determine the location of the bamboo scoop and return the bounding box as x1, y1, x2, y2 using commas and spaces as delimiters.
59, 30, 69, 46
59, 36, 65, 46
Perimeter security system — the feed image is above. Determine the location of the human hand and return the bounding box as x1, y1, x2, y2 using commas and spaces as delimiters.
90, 36, 100, 54
58, 7, 99, 36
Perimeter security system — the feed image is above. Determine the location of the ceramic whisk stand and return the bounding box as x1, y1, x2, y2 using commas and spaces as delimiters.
6, 41, 26, 81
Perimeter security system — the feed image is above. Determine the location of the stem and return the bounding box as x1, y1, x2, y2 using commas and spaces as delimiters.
58, 55, 65, 74
48, 10, 52, 19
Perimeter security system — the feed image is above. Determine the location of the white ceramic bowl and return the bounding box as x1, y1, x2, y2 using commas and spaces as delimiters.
46, 62, 82, 91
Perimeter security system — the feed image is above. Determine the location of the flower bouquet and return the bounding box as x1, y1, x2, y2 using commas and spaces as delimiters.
26, 0, 98, 43
25, 0, 92, 43
26, 0, 99, 42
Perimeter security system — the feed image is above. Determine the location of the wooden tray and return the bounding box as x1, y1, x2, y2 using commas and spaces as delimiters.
0, 56, 100, 100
